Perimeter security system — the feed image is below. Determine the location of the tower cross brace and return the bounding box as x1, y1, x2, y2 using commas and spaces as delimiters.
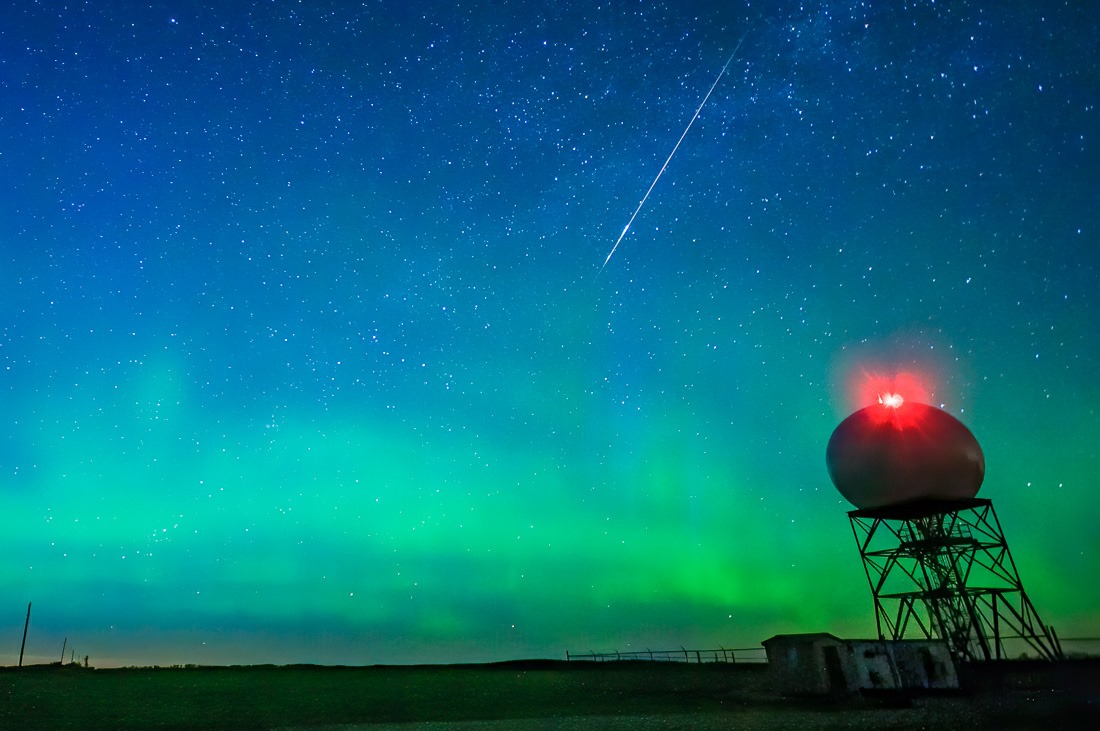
848, 497, 1062, 663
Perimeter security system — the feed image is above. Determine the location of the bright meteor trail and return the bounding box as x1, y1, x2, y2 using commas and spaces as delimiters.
599, 34, 746, 275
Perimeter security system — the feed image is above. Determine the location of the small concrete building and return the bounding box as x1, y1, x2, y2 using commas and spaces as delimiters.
762, 633, 958, 695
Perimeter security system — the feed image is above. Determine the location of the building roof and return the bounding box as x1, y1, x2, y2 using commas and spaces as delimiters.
762, 633, 953, 647
762, 632, 844, 645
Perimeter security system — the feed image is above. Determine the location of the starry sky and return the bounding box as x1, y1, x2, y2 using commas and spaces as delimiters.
2, 1, 1097, 667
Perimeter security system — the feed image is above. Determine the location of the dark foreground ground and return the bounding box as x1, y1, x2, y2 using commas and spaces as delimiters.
2, 659, 1097, 730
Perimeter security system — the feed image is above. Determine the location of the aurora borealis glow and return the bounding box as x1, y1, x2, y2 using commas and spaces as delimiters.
2, 1, 1098, 667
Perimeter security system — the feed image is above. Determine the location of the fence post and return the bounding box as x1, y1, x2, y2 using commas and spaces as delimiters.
19, 602, 31, 668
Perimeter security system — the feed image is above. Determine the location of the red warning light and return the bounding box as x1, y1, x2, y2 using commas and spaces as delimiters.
878, 392, 904, 409
851, 370, 932, 413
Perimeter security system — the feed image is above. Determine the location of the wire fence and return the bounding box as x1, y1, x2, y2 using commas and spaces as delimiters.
566, 646, 767, 664
1058, 637, 1100, 658
567, 637, 1100, 664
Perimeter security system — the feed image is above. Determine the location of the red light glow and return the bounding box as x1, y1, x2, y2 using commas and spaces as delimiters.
878, 392, 904, 408
852, 370, 932, 412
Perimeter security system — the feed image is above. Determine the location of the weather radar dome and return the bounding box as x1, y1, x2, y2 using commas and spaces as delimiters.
826, 395, 985, 510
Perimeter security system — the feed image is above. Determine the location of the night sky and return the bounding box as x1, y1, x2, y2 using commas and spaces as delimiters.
3, 1, 1097, 667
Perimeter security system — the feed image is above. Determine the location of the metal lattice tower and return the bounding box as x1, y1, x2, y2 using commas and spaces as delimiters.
849, 497, 1063, 663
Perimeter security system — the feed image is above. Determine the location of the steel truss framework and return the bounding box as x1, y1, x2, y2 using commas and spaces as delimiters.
848, 497, 1063, 662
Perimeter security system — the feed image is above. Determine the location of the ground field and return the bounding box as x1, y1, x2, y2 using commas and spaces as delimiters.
1, 660, 1096, 729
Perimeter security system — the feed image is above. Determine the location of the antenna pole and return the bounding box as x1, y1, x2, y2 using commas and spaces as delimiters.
19, 602, 31, 668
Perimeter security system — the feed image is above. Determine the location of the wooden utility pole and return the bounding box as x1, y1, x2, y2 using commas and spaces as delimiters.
60, 637, 67, 664
18, 602, 31, 668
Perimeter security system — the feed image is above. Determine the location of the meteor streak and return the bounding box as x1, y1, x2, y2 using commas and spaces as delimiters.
598, 34, 746, 275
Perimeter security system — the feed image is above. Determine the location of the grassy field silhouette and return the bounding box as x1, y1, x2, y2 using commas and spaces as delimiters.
2, 659, 1096, 729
